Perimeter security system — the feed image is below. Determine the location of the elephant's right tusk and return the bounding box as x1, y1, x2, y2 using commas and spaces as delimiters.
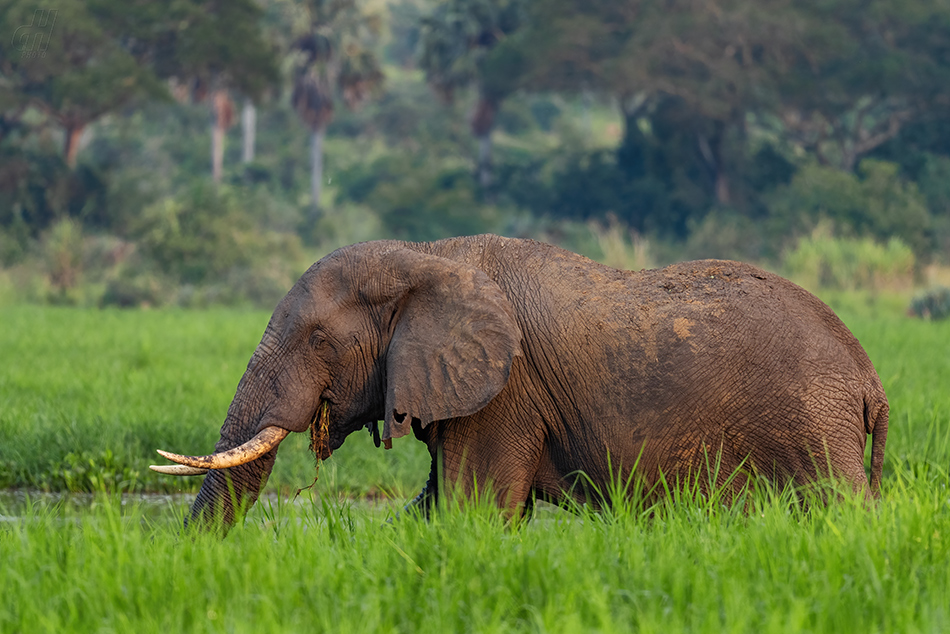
155, 426, 290, 470
149, 464, 209, 476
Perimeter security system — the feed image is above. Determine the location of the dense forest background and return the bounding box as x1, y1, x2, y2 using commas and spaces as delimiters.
2, 0, 949, 308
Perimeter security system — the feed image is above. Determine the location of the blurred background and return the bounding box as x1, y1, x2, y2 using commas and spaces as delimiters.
1, 0, 949, 314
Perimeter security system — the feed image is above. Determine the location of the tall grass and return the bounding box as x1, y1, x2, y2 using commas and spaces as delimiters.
782, 224, 916, 292
0, 306, 428, 497
1, 299, 949, 632
1, 475, 948, 633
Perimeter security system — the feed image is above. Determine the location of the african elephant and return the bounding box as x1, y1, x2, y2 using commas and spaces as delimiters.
152, 234, 889, 528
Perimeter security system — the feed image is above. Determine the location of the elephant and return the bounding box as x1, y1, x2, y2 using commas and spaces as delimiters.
152, 234, 889, 528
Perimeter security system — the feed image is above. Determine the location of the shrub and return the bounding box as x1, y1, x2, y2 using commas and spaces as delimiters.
132, 182, 305, 307
909, 287, 950, 320
682, 208, 770, 262
588, 216, 654, 271
337, 155, 504, 242
782, 223, 915, 291
767, 159, 932, 259
42, 218, 85, 297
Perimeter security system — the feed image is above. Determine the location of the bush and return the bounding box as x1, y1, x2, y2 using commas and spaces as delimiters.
131, 182, 305, 307
588, 216, 654, 271
767, 159, 932, 259
909, 287, 950, 320
682, 208, 770, 262
42, 218, 85, 297
337, 155, 505, 242
782, 223, 915, 291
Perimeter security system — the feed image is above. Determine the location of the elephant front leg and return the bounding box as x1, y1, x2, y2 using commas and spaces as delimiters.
437, 429, 538, 518
402, 452, 438, 519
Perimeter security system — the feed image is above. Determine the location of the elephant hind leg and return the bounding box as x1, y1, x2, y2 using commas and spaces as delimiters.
783, 426, 869, 500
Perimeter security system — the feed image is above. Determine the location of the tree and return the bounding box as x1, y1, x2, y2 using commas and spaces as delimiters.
289, 0, 385, 214
153, 0, 280, 183
775, 0, 950, 171
419, 0, 527, 190
513, 0, 817, 207
0, 0, 279, 179
0, 1, 164, 167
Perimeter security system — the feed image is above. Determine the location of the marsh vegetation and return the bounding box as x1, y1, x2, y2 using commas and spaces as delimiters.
1, 301, 948, 632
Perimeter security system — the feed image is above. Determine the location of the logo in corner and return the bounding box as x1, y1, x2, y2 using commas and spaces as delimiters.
12, 9, 58, 59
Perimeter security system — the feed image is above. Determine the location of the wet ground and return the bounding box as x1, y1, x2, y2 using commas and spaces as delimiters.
0, 489, 411, 526
0, 489, 193, 523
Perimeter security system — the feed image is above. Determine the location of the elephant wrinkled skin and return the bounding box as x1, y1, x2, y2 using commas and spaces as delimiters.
154, 234, 888, 528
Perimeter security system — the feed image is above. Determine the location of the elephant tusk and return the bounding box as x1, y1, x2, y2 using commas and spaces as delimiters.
148, 464, 209, 476
155, 426, 290, 470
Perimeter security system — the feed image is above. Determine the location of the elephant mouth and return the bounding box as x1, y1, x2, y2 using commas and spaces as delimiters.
308, 401, 333, 461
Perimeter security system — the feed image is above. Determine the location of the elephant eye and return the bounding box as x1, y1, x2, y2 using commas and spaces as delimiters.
309, 330, 324, 348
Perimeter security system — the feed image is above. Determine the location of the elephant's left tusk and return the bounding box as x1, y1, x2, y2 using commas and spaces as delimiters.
155, 425, 291, 470
149, 464, 209, 476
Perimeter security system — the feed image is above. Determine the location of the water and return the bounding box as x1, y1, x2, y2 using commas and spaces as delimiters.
0, 489, 193, 523
0, 489, 569, 527
0, 489, 406, 525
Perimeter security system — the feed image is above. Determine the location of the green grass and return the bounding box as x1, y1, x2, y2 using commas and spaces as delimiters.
1, 480, 948, 633
1, 301, 949, 632
0, 305, 428, 498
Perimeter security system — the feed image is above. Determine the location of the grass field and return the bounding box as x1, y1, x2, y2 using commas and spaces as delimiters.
0, 306, 430, 497
1, 300, 949, 632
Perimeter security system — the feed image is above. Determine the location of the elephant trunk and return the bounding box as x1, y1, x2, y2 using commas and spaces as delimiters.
187, 450, 278, 530
185, 388, 282, 530
183, 335, 301, 531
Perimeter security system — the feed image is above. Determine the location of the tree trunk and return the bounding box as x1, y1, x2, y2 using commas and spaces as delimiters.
242, 100, 256, 163
714, 169, 731, 205
211, 90, 234, 184
310, 126, 325, 216
211, 121, 225, 183
697, 121, 731, 206
64, 123, 85, 168
476, 134, 493, 190
471, 96, 498, 191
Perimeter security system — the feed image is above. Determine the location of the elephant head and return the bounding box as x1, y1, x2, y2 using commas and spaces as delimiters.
152, 241, 523, 529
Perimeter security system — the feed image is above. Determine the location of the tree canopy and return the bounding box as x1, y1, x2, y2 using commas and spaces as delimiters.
2, 0, 950, 305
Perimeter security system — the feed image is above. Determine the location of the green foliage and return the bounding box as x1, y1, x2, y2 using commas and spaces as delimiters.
768, 160, 933, 258
40, 218, 85, 298
680, 208, 770, 262
0, 0, 167, 132
0, 146, 107, 239
588, 217, 654, 271
909, 287, 950, 321
419, 0, 528, 103
782, 224, 915, 292
2, 465, 950, 632
338, 154, 505, 241
133, 182, 305, 307
2, 0, 950, 307
42, 449, 141, 493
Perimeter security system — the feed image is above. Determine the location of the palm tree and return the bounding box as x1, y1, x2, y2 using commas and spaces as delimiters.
290, 0, 383, 216
419, 0, 526, 190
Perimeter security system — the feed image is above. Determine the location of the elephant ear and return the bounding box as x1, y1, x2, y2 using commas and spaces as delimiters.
382, 249, 523, 441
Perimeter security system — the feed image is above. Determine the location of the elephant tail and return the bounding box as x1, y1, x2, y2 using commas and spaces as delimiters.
864, 380, 889, 495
